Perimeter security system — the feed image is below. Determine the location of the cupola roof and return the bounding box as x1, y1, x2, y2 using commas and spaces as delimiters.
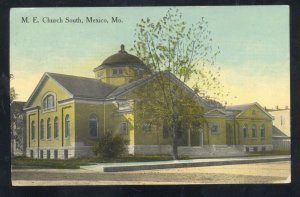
94, 44, 147, 71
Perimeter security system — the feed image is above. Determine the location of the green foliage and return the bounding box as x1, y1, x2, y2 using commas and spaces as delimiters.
93, 132, 129, 159
131, 8, 228, 102
130, 8, 230, 159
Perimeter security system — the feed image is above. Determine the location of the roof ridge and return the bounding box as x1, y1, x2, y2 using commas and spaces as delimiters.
47, 72, 97, 81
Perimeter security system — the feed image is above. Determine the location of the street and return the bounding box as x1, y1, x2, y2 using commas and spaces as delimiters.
12, 161, 290, 185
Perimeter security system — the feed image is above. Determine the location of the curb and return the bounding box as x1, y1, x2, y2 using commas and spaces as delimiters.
101, 156, 290, 172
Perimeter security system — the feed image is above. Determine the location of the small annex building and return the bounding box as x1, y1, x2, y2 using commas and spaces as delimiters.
24, 45, 274, 159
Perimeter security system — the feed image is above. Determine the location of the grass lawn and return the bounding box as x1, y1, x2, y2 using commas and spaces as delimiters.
11, 155, 189, 169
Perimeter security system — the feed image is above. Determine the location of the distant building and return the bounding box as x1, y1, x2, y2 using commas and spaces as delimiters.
11, 101, 27, 156
267, 106, 290, 150
23, 45, 274, 159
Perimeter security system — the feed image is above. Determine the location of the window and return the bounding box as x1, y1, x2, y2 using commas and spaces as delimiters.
243, 124, 248, 138
54, 150, 58, 159
89, 114, 98, 137
64, 149, 68, 159
112, 69, 118, 76
144, 123, 152, 133
120, 122, 128, 135
43, 93, 56, 111
40, 119, 44, 140
47, 150, 50, 159
260, 125, 265, 138
40, 150, 43, 159
65, 115, 70, 138
211, 123, 219, 135
163, 121, 169, 138
112, 68, 123, 76
54, 117, 59, 139
31, 121, 35, 140
252, 124, 257, 138
47, 118, 51, 139
30, 150, 33, 158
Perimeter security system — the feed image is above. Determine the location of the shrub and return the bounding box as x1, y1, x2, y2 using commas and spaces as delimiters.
93, 132, 129, 158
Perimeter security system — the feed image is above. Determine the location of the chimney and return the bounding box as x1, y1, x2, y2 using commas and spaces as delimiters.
276, 106, 279, 110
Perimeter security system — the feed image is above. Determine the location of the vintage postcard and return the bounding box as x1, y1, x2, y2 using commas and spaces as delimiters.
10, 6, 290, 185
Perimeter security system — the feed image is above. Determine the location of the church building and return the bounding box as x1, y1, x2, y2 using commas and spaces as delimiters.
23, 45, 274, 159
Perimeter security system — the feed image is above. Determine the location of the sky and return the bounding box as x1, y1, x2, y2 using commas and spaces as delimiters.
10, 6, 290, 109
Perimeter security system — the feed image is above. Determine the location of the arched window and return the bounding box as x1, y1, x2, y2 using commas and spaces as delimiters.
43, 93, 56, 111
47, 118, 51, 139
31, 121, 35, 140
65, 114, 70, 138
120, 122, 128, 135
260, 125, 265, 138
40, 119, 44, 140
54, 117, 59, 139
252, 124, 257, 138
243, 124, 248, 138
89, 114, 98, 137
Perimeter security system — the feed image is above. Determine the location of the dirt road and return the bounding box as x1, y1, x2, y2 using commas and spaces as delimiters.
12, 161, 290, 185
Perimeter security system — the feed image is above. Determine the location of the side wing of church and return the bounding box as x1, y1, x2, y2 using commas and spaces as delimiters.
23, 45, 274, 159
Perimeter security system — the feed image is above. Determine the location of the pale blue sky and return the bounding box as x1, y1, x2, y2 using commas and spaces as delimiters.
10, 6, 289, 108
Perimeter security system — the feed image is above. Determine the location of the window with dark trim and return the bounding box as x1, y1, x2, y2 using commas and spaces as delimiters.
252, 124, 257, 138
54, 117, 59, 139
120, 122, 128, 135
43, 94, 55, 111
31, 121, 35, 140
65, 115, 70, 138
89, 114, 98, 137
40, 119, 44, 140
40, 150, 43, 159
144, 123, 152, 133
243, 124, 248, 138
260, 125, 265, 138
47, 118, 51, 139
211, 123, 219, 135
47, 150, 50, 159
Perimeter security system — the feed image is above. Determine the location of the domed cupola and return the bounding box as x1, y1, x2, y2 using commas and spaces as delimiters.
93, 45, 148, 86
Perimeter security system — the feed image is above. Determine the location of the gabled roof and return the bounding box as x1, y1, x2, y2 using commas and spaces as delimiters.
24, 72, 117, 109
272, 125, 290, 139
48, 73, 117, 99
204, 108, 233, 117
107, 71, 212, 108
226, 102, 274, 120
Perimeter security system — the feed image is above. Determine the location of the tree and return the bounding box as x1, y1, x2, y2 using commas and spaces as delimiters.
93, 132, 129, 159
10, 74, 26, 156
131, 8, 224, 159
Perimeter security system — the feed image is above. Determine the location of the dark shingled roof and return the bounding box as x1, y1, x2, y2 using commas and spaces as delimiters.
47, 73, 117, 99
93, 45, 147, 71
272, 125, 290, 139
107, 71, 212, 108
226, 103, 256, 111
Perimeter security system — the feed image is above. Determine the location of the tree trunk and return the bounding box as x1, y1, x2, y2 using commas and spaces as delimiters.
172, 115, 179, 160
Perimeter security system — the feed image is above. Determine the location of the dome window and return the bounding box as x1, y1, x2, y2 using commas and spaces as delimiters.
112, 68, 124, 76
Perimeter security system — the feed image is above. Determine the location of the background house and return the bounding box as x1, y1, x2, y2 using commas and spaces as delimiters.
267, 106, 290, 151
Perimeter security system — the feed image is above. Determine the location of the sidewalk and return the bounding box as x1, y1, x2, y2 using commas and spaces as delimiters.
80, 155, 290, 172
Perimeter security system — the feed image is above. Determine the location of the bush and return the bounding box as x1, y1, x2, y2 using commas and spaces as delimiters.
93, 132, 129, 158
